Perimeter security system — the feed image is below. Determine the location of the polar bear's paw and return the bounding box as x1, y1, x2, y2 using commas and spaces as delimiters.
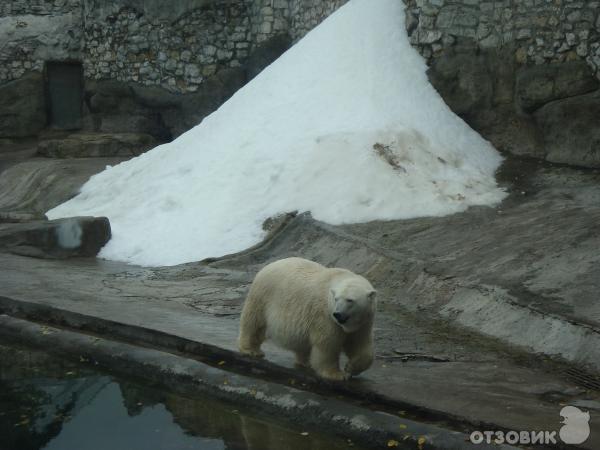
239, 347, 265, 358
318, 368, 350, 381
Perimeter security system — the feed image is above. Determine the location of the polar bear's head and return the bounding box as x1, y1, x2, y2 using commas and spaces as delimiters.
329, 275, 377, 333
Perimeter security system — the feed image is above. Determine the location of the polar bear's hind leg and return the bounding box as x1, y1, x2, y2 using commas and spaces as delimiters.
238, 294, 266, 358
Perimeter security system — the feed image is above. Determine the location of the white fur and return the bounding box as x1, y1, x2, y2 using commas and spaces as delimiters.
238, 257, 376, 380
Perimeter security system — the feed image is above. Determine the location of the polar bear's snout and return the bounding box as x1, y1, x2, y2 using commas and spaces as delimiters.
333, 312, 349, 324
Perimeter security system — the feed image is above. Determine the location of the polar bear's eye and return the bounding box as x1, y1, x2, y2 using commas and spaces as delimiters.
346, 299, 354, 304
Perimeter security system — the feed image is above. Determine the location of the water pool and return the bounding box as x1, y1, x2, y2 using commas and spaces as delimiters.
0, 343, 366, 450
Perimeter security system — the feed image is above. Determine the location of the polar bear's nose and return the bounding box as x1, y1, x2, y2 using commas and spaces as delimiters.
333, 312, 348, 324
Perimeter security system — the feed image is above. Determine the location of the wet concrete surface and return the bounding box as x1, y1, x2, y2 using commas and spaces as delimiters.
1, 250, 599, 448
1, 150, 600, 447
343, 158, 600, 329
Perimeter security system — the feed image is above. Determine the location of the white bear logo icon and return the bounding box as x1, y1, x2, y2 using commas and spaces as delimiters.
560, 406, 590, 444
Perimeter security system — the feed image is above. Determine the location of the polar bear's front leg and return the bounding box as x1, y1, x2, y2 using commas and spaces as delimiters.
343, 328, 374, 376
310, 345, 348, 381
294, 349, 311, 368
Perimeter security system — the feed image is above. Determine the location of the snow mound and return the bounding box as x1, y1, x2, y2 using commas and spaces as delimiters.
48, 0, 506, 267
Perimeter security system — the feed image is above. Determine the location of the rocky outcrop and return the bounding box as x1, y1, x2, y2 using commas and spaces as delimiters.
37, 133, 156, 158
428, 43, 600, 165
0, 10, 83, 84
0, 73, 46, 138
0, 216, 111, 258
405, 0, 600, 79
83, 67, 248, 140
408, 0, 600, 168
428, 45, 542, 158
535, 91, 600, 168
516, 61, 599, 113
0, 157, 128, 222
245, 33, 292, 81
1, 0, 598, 169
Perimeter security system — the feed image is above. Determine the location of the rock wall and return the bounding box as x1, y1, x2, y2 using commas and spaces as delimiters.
287, 0, 347, 41
1, 0, 599, 167
406, 0, 600, 167
405, 0, 600, 75
0, 0, 82, 84
0, 0, 350, 141
0, 0, 81, 16
0, 0, 350, 91
0, 1, 82, 137
83, 2, 253, 93
80, 0, 349, 93
0, 0, 296, 139
78, 0, 296, 140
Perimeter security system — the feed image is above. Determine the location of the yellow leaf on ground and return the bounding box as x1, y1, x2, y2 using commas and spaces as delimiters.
387, 439, 399, 447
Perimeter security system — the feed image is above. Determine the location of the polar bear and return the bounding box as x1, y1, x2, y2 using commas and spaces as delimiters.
238, 257, 377, 380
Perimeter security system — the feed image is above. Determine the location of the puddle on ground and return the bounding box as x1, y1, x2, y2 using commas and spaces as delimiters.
0, 343, 365, 450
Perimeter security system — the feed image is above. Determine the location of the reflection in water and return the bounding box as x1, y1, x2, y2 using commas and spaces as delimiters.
0, 344, 360, 450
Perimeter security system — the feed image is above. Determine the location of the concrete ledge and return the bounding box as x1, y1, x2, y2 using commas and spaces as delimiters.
0, 314, 499, 450
0, 294, 496, 431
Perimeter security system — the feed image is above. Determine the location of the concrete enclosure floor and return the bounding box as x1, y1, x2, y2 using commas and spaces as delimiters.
1, 142, 600, 448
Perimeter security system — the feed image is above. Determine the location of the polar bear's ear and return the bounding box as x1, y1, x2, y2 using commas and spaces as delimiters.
368, 290, 377, 301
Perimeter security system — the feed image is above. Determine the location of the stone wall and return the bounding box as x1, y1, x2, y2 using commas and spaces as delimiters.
405, 0, 600, 167
81, 0, 349, 93
405, 0, 600, 78
0, 0, 82, 84
249, 0, 290, 44
0, 0, 351, 90
0, 0, 83, 137
287, 0, 347, 41
0, 0, 352, 140
0, 0, 81, 17
1, 0, 599, 166
83, 2, 252, 93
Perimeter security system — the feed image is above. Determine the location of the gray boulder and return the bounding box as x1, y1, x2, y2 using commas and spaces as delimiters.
427, 46, 544, 157
535, 91, 600, 168
516, 61, 599, 113
0, 73, 46, 138
245, 33, 292, 81
0, 216, 111, 259
428, 51, 493, 118
84, 81, 173, 141
84, 66, 247, 140
0, 157, 127, 222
